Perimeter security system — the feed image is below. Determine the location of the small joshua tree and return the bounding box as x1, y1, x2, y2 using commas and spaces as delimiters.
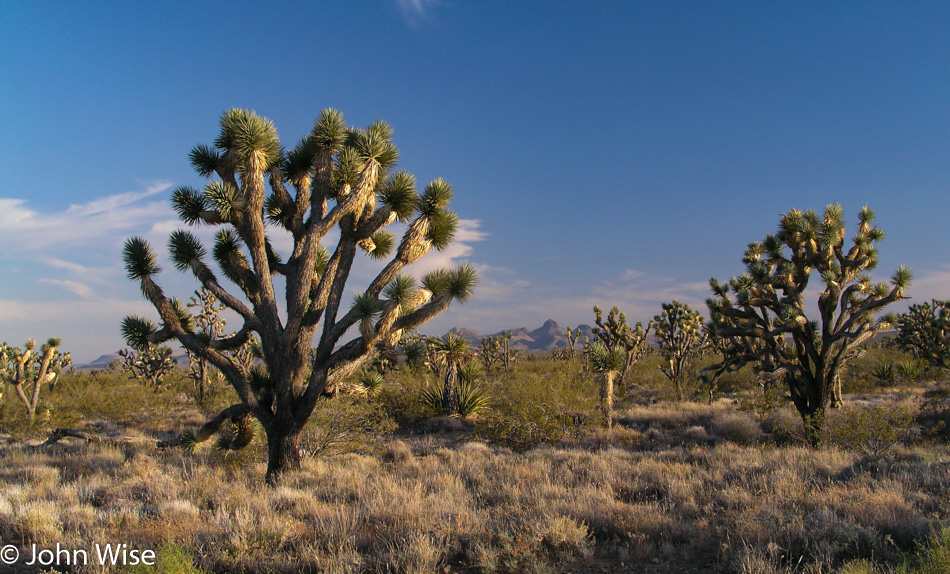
591, 306, 652, 384
122, 108, 475, 484
896, 299, 949, 371
653, 300, 707, 400
0, 338, 71, 420
477, 336, 500, 371
565, 326, 581, 361
118, 345, 177, 389
184, 287, 258, 403
186, 288, 225, 402
588, 342, 626, 429
706, 204, 910, 446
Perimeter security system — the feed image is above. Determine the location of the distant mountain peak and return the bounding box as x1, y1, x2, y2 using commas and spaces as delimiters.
443, 320, 593, 352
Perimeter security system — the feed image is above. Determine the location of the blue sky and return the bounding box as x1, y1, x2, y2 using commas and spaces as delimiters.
2, 1, 949, 362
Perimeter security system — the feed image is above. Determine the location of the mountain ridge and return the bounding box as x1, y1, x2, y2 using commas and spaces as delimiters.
447, 320, 594, 352
73, 320, 591, 369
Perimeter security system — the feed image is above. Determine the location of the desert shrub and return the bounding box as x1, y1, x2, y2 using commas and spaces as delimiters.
474, 358, 600, 450
39, 369, 199, 429
761, 407, 806, 445
916, 385, 950, 442
375, 367, 433, 427
894, 525, 950, 574
735, 381, 789, 418
826, 404, 917, 456
300, 396, 397, 458
476, 401, 584, 452
124, 542, 210, 574
709, 412, 763, 445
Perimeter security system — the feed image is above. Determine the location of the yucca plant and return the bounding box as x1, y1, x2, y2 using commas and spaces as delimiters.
895, 360, 927, 383
706, 204, 910, 446
430, 333, 470, 415
872, 361, 895, 386
122, 109, 476, 484
358, 369, 385, 393
420, 368, 488, 418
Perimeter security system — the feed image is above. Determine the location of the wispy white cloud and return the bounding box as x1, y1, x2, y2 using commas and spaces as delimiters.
907, 266, 950, 303
0, 181, 173, 251
0, 297, 156, 362
395, 0, 440, 26
38, 279, 94, 298
40, 258, 117, 286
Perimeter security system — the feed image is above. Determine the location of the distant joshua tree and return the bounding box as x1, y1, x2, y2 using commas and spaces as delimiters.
653, 300, 707, 400
477, 331, 514, 371
0, 338, 71, 420
121, 108, 476, 484
705, 204, 909, 446
591, 306, 652, 384
118, 345, 177, 389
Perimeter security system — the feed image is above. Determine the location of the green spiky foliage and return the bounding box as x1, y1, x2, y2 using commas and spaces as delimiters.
653, 300, 707, 400
0, 338, 71, 420
591, 306, 652, 384
588, 341, 626, 429
122, 109, 476, 484
358, 369, 385, 393
896, 299, 949, 371
118, 345, 177, 389
705, 204, 910, 446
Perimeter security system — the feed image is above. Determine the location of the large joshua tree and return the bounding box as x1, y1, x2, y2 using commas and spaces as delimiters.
122, 108, 476, 484
706, 204, 910, 446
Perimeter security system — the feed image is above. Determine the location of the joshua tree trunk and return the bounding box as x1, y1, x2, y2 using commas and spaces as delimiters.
789, 371, 830, 447
600, 372, 615, 429
265, 422, 302, 485
830, 375, 843, 409
442, 364, 459, 416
